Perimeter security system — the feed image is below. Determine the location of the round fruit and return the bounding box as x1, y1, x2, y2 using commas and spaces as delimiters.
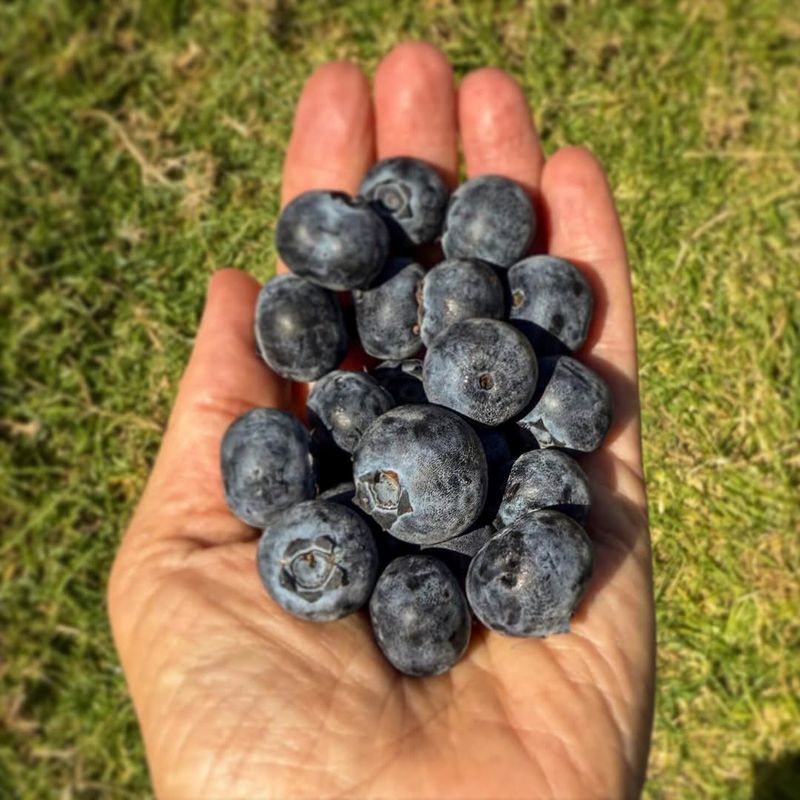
254, 274, 347, 382
220, 408, 315, 528
370, 555, 470, 676
352, 405, 487, 544
257, 500, 378, 622
276, 190, 389, 290
423, 318, 538, 426
466, 510, 593, 637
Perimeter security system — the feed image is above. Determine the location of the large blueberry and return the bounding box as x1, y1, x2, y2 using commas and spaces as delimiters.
352, 405, 487, 545
423, 318, 538, 426
220, 408, 315, 527
369, 555, 471, 676
255, 274, 347, 382
257, 500, 379, 622
371, 359, 427, 405
442, 175, 534, 268
495, 449, 591, 528
307, 370, 394, 454
466, 510, 593, 637
358, 156, 449, 246
419, 258, 505, 346
509, 255, 593, 354
276, 190, 389, 290
353, 258, 425, 359
516, 356, 612, 452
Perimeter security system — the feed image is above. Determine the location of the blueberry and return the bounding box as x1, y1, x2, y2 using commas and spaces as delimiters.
369, 555, 471, 676
516, 356, 612, 452
220, 408, 315, 527
509, 255, 593, 354
307, 370, 394, 454
255, 274, 347, 382
276, 190, 389, 290
466, 510, 593, 637
423, 318, 538, 426
495, 449, 591, 527
371, 359, 427, 405
257, 500, 379, 622
352, 405, 487, 544
419, 258, 505, 346
353, 258, 425, 359
358, 156, 449, 246
442, 175, 534, 268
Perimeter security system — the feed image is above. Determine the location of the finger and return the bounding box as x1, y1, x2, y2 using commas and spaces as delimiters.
126, 269, 288, 545
280, 60, 375, 215
374, 41, 458, 186
540, 146, 642, 474
458, 68, 545, 195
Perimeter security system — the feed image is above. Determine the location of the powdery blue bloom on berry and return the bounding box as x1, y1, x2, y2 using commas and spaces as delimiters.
442, 175, 534, 267
276, 190, 389, 290
257, 500, 378, 622
307, 370, 394, 454
353, 405, 487, 545
370, 555, 470, 676
509, 255, 593, 354
496, 449, 591, 528
516, 356, 612, 452
254, 274, 347, 382
419, 258, 505, 346
359, 156, 449, 246
423, 318, 538, 426
353, 258, 425, 360
220, 408, 314, 528
466, 510, 593, 637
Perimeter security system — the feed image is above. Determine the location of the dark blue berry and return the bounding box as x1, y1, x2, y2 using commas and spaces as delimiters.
369, 555, 471, 676
516, 356, 612, 452
496, 449, 591, 527
423, 318, 538, 426
509, 255, 593, 354
466, 510, 593, 637
220, 408, 314, 528
255, 274, 347, 382
353, 258, 424, 359
257, 500, 379, 622
353, 405, 487, 544
276, 190, 389, 290
358, 157, 449, 246
419, 258, 505, 346
307, 370, 394, 454
442, 175, 535, 268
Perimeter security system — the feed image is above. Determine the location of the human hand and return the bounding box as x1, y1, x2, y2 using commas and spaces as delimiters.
109, 42, 654, 799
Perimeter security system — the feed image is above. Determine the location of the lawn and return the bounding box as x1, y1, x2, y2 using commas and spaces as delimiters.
1, 0, 799, 796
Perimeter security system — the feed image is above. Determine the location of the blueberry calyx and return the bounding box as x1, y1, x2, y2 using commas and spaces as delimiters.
280, 536, 348, 602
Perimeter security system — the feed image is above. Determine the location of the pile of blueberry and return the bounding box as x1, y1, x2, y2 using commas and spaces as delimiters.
221, 157, 612, 677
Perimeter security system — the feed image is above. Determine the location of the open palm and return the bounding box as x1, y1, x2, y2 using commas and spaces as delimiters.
109, 43, 654, 799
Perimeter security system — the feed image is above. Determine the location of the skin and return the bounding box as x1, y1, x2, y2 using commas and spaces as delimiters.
108, 42, 654, 799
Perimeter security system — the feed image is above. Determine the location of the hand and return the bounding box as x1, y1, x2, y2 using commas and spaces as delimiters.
109, 42, 654, 799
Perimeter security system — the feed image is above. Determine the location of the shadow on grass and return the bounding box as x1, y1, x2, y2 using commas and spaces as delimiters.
752, 752, 800, 800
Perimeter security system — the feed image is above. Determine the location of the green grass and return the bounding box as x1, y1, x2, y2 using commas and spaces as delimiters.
1, 0, 799, 796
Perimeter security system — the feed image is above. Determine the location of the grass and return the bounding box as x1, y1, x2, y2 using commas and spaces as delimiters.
1, 0, 798, 796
